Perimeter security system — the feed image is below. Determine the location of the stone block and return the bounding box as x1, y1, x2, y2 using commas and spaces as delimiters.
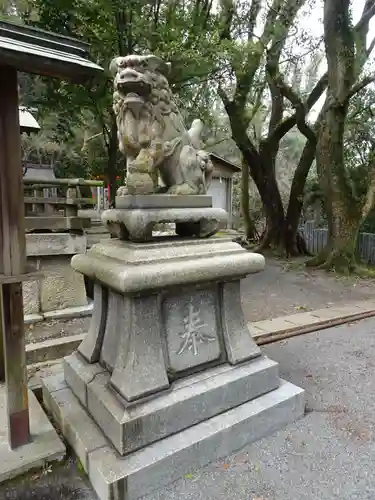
22, 277, 40, 314
221, 280, 261, 364
26, 233, 86, 257
100, 291, 124, 370
280, 312, 322, 326
25, 216, 91, 232
29, 360, 64, 393
79, 284, 108, 363
309, 308, 351, 320
39, 256, 87, 312
110, 293, 170, 402
45, 387, 107, 472
44, 375, 304, 500
64, 353, 106, 406
42, 371, 67, 413
26, 334, 85, 365
42, 303, 93, 320
67, 351, 280, 455
250, 317, 298, 334
115, 194, 212, 209
163, 286, 222, 374
24, 312, 43, 325
101, 206, 228, 242
71, 238, 265, 295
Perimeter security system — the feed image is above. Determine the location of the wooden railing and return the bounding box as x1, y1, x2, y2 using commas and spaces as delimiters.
23, 178, 103, 232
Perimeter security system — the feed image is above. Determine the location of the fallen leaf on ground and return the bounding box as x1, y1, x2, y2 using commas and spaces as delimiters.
223, 463, 230, 470
184, 473, 194, 479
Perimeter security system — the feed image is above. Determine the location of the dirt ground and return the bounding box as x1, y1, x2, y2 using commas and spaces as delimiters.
25, 257, 375, 343
241, 257, 375, 322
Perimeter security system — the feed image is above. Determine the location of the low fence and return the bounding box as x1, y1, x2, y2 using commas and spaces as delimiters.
23, 177, 103, 232
300, 221, 375, 265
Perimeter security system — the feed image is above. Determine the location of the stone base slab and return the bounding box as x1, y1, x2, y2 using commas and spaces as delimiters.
250, 300, 375, 345
24, 303, 93, 327
23, 255, 88, 314
115, 194, 212, 209
64, 352, 280, 455
26, 232, 86, 257
42, 373, 304, 500
101, 206, 228, 241
25, 216, 91, 232
72, 237, 265, 294
0, 385, 65, 482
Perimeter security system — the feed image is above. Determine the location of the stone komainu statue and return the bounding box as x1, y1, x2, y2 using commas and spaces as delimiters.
110, 54, 214, 196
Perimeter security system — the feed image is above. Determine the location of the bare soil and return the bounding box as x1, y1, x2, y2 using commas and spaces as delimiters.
241, 257, 375, 322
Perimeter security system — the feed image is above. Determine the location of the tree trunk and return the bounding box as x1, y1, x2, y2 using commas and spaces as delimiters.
241, 159, 256, 240
255, 178, 285, 250
308, 102, 361, 272
283, 138, 316, 256
311, 204, 360, 273
253, 148, 285, 249
306, 0, 363, 273
241, 141, 312, 254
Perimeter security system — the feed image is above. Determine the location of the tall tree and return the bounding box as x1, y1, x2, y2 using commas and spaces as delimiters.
217, 0, 375, 257
308, 0, 375, 272
217, 0, 328, 255
25, 0, 223, 200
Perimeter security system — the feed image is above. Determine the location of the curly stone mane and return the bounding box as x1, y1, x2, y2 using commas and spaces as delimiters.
111, 54, 213, 195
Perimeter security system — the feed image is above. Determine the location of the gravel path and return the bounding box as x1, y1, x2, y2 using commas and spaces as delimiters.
142, 317, 375, 500
241, 258, 375, 322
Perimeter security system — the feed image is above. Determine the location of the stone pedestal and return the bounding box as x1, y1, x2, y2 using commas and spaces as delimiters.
102, 194, 227, 241
42, 197, 305, 500
23, 233, 88, 318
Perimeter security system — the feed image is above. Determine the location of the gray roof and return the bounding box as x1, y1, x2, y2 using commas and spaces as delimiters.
23, 163, 56, 181
19, 107, 40, 133
209, 152, 241, 172
0, 20, 103, 80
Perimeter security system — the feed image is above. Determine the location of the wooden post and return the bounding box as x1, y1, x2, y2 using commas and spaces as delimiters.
66, 186, 78, 217
0, 288, 4, 383
0, 65, 30, 448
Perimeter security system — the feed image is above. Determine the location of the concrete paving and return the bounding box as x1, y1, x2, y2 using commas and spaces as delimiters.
0, 386, 65, 483
2, 316, 375, 499
250, 299, 375, 344
142, 316, 375, 500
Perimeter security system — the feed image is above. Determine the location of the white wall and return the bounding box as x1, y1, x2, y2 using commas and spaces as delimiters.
207, 177, 232, 227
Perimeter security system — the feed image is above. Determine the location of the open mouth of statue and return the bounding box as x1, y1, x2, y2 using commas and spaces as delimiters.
117, 78, 151, 100
122, 92, 146, 106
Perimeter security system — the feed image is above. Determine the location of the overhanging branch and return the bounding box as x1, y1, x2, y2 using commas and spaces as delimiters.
349, 74, 375, 98
273, 74, 316, 143
269, 72, 327, 144
355, 0, 375, 34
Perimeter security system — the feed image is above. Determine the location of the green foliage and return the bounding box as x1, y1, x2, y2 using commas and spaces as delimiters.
19, 0, 226, 181
344, 87, 375, 232
345, 89, 375, 198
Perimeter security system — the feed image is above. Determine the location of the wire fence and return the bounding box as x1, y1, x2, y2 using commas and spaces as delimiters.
300, 222, 375, 265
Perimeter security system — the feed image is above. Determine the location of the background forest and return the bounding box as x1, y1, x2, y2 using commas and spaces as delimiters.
2, 0, 375, 273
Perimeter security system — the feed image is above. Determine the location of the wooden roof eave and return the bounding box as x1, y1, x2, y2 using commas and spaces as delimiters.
0, 21, 103, 81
